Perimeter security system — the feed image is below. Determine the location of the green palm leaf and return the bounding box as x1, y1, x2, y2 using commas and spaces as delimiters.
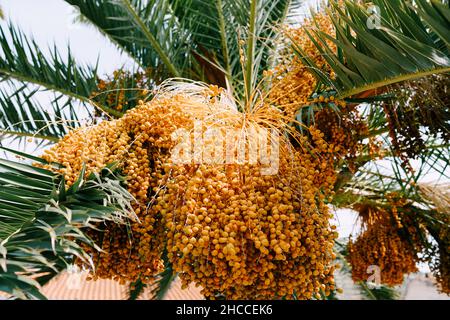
0, 22, 122, 118
294, 0, 450, 99
149, 250, 176, 300
170, 0, 304, 100
65, 0, 190, 78
68, 0, 304, 102
0, 86, 82, 143
0, 149, 135, 299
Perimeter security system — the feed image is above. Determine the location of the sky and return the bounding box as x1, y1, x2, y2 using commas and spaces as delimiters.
0, 0, 322, 73
0, 0, 131, 75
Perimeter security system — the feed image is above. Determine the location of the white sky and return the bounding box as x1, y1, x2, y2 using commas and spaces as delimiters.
0, 0, 132, 75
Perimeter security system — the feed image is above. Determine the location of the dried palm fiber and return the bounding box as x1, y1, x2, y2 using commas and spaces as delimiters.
419, 184, 450, 215
40, 80, 339, 299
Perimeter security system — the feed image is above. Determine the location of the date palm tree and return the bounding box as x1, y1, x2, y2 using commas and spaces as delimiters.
0, 0, 448, 299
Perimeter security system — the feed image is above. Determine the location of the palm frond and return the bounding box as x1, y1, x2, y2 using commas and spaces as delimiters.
149, 250, 176, 300
364, 140, 448, 193
65, 0, 190, 78
0, 86, 82, 144
0, 22, 121, 118
169, 0, 232, 86
0, 149, 135, 299
358, 280, 400, 300
237, 0, 306, 102
295, 0, 450, 99
68, 0, 304, 101
68, 1, 145, 68
170, 0, 304, 101
331, 119, 450, 207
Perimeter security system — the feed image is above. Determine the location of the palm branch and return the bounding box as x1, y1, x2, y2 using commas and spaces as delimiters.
0, 147, 135, 299
295, 0, 450, 99
0, 87, 80, 143
66, 0, 304, 102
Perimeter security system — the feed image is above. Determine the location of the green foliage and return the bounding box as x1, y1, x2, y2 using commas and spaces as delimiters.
358, 281, 400, 300
0, 148, 135, 299
0, 86, 81, 143
66, 0, 303, 103
127, 278, 147, 300
170, 0, 304, 100
66, 0, 191, 76
294, 0, 450, 99
0, 23, 96, 101
149, 251, 176, 300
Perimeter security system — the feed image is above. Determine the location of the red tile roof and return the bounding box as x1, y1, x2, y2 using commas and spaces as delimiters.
39, 271, 203, 300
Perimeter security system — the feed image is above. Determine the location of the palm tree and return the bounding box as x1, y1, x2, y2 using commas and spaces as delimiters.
0, 0, 448, 299
0, 149, 135, 299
